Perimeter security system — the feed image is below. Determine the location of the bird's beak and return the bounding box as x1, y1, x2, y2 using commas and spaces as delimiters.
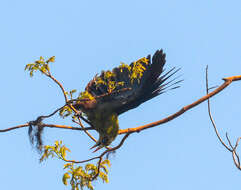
90, 142, 102, 153
92, 146, 102, 153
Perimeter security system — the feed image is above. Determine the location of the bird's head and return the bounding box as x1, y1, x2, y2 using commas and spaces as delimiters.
90, 113, 119, 152
90, 135, 115, 152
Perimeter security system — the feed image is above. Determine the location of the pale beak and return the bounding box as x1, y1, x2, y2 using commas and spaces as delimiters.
90, 142, 102, 153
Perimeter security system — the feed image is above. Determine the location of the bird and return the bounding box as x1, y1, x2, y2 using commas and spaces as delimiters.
73, 49, 181, 152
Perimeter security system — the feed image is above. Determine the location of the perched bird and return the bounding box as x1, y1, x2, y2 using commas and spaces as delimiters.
73, 49, 181, 152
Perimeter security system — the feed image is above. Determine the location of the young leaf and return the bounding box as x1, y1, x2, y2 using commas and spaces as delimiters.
46, 56, 55, 63
62, 173, 70, 185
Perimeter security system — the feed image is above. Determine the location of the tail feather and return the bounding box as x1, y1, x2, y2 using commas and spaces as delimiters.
115, 50, 182, 115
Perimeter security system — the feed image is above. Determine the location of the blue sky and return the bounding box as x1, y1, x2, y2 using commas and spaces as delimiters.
1, 0, 241, 189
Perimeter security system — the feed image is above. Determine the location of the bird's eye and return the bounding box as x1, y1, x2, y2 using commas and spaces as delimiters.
102, 137, 108, 145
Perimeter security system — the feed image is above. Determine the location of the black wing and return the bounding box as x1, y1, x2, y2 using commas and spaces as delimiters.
113, 50, 181, 115
78, 50, 181, 115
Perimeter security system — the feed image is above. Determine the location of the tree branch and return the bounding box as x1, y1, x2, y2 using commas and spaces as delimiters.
2, 75, 241, 140
42, 67, 97, 143
45, 71, 68, 103
205, 67, 241, 170
119, 75, 241, 134
0, 123, 29, 132
57, 133, 131, 181
205, 66, 232, 151
61, 133, 130, 164
0, 123, 93, 133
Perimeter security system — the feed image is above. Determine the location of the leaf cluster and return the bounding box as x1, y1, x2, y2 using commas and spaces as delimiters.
63, 160, 110, 190
25, 56, 55, 77
59, 105, 73, 118
59, 90, 78, 118
65, 89, 77, 100
40, 140, 70, 162
40, 141, 110, 190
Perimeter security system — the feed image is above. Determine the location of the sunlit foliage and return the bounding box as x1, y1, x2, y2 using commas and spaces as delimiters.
40, 141, 110, 190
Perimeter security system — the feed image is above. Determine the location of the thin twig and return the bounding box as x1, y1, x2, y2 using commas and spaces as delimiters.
72, 119, 97, 143
0, 123, 29, 132
206, 67, 241, 170
42, 123, 93, 131
206, 66, 232, 151
40, 106, 64, 119
91, 133, 130, 180
45, 72, 68, 103
225, 133, 234, 150
45, 70, 98, 143
0, 123, 93, 133
233, 137, 241, 167
59, 133, 131, 181
225, 133, 241, 167
68, 104, 97, 143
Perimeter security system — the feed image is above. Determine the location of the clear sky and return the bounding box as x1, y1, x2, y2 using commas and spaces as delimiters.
1, 0, 241, 189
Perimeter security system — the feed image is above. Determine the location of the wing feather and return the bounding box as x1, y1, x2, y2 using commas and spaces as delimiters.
75, 49, 182, 115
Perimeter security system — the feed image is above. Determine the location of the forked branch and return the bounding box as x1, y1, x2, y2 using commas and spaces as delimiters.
206, 66, 241, 170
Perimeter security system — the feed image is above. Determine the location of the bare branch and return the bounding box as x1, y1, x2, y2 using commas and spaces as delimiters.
42, 123, 93, 131
0, 123, 93, 133
226, 133, 234, 150
72, 118, 97, 143
40, 106, 64, 119
45, 72, 68, 103
205, 68, 241, 170
68, 104, 97, 143
0, 123, 29, 132
205, 66, 232, 152
119, 75, 241, 134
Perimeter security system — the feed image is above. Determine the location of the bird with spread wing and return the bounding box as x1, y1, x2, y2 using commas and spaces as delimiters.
73, 49, 181, 152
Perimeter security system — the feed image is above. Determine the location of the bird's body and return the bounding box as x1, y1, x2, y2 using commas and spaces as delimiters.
73, 50, 181, 151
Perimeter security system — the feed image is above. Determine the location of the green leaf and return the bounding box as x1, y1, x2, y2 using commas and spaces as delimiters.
69, 89, 77, 99
101, 159, 111, 167
46, 56, 55, 63
62, 173, 70, 185
46, 64, 50, 72
63, 163, 73, 169
30, 70, 33, 77
40, 56, 44, 61
101, 165, 108, 174
87, 181, 94, 190
70, 89, 77, 94
99, 171, 109, 183
55, 140, 60, 148
24, 64, 30, 71
59, 105, 73, 118
40, 66, 46, 73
